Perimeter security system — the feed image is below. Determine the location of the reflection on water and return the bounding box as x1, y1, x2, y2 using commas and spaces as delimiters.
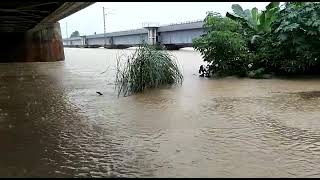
1, 48, 320, 177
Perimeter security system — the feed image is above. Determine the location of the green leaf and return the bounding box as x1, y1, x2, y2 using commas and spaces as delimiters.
312, 20, 320, 27
232, 4, 245, 17
226, 12, 255, 31
244, 9, 252, 20
266, 2, 280, 11
278, 33, 288, 41
251, 7, 259, 23
258, 12, 266, 32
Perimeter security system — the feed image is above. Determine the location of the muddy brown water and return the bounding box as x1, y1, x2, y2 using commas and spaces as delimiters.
1, 48, 320, 177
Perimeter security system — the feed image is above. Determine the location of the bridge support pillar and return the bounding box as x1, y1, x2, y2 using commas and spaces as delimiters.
143, 26, 159, 45
25, 22, 64, 62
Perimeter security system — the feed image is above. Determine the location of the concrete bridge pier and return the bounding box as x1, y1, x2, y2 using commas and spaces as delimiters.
25, 23, 64, 62
144, 26, 159, 45
0, 2, 93, 63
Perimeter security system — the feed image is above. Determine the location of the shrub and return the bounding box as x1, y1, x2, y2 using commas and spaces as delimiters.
115, 44, 183, 97
269, 2, 320, 74
193, 13, 252, 77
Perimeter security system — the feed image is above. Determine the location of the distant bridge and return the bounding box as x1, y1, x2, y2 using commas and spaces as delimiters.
63, 20, 205, 50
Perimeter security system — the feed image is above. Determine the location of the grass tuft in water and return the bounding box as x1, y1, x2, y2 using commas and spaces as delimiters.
115, 44, 183, 97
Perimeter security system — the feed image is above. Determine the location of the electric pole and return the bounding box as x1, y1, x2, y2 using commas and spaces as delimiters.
65, 22, 68, 38
103, 7, 106, 47
102, 7, 115, 48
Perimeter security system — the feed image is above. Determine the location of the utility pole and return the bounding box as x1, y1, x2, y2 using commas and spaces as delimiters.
65, 22, 68, 38
102, 7, 115, 48
103, 7, 106, 47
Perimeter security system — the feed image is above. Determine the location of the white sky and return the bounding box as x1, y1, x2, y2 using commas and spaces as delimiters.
58, 2, 271, 38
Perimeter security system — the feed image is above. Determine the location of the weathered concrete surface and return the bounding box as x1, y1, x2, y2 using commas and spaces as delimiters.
0, 23, 64, 62
25, 23, 64, 62
0, 2, 94, 62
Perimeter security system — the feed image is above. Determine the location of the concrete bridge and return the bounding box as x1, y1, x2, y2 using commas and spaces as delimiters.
63, 20, 205, 50
0, 2, 94, 62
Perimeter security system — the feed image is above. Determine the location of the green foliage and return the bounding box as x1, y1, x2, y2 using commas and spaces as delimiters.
260, 2, 281, 33
70, 30, 80, 38
226, 5, 257, 33
226, 2, 280, 50
204, 12, 242, 33
193, 2, 320, 78
115, 44, 183, 97
270, 2, 320, 73
226, 2, 280, 35
193, 13, 251, 76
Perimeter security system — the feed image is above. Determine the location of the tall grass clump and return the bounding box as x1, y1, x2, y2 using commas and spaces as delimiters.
115, 44, 183, 97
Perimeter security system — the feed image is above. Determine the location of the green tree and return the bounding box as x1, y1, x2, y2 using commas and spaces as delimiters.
193, 13, 252, 77
70, 30, 80, 38
268, 2, 320, 74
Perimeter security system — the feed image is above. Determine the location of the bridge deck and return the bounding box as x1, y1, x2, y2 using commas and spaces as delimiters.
63, 20, 205, 48
0, 2, 94, 33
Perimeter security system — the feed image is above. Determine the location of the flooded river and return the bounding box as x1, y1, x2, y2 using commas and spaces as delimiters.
1, 48, 320, 177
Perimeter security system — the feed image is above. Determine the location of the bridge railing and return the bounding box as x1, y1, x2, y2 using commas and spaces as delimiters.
140, 19, 203, 29
160, 19, 203, 27
142, 22, 160, 28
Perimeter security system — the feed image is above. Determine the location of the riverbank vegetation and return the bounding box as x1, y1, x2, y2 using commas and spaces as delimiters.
193, 2, 320, 78
115, 44, 183, 97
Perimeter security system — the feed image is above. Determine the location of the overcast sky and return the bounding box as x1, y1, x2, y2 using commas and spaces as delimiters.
58, 2, 271, 38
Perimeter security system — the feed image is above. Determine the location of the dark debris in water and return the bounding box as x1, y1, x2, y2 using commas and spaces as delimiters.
96, 92, 103, 96
294, 91, 320, 99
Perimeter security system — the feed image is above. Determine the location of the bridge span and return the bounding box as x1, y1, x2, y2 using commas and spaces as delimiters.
63, 20, 205, 50
1, 2, 94, 62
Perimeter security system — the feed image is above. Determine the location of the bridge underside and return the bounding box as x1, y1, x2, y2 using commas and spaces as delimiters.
0, 2, 93, 62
